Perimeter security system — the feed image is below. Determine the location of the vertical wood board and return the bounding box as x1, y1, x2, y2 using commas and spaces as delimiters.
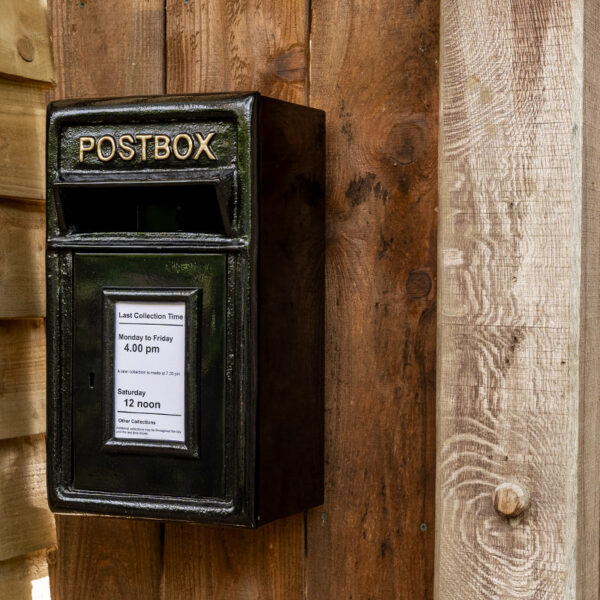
166, 0, 307, 102
306, 0, 438, 598
436, 1, 600, 598
50, 0, 165, 99
162, 0, 308, 598
0, 319, 46, 440
578, 0, 600, 596
0, 434, 56, 562
0, 200, 45, 318
163, 517, 304, 599
53, 516, 162, 600
0, 79, 46, 201
47, 1, 166, 597
0, 0, 55, 83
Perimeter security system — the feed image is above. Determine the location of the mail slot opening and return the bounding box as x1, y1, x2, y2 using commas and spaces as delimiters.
57, 183, 230, 235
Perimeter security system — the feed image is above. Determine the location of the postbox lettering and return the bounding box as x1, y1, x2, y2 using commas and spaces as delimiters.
78, 132, 218, 162
78, 136, 95, 162
135, 134, 152, 161
118, 134, 135, 161
154, 135, 171, 160
193, 132, 216, 160
97, 135, 116, 162
173, 133, 193, 160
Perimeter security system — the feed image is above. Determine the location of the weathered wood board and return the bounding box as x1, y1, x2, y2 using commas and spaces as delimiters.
0, 0, 55, 84
0, 79, 46, 201
436, 1, 600, 598
163, 517, 304, 598
50, 0, 165, 99
579, 1, 600, 595
166, 0, 307, 101
162, 1, 308, 596
47, 2, 166, 597
306, 0, 438, 598
0, 434, 56, 562
52, 516, 162, 600
0, 319, 45, 440
0, 200, 45, 318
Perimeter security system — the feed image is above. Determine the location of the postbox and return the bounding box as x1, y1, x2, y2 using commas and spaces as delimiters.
46, 93, 325, 526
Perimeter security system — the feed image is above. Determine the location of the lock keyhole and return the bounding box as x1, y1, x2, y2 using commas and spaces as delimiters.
89, 372, 95, 389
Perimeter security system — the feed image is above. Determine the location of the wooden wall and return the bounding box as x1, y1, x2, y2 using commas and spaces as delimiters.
0, 1, 56, 598
437, 1, 600, 598
47, 0, 439, 599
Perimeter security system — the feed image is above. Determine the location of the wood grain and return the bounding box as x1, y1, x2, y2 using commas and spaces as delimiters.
166, 0, 306, 102
53, 515, 162, 600
0, 434, 56, 561
49, 0, 165, 99
0, 79, 46, 201
579, 1, 600, 596
306, 0, 438, 598
163, 1, 308, 598
437, 1, 600, 598
0, 0, 55, 84
0, 319, 45, 440
0, 549, 52, 600
0, 200, 45, 318
47, 1, 166, 597
163, 516, 304, 599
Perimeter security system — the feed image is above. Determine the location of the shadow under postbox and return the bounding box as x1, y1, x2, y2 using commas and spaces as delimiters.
46, 93, 325, 526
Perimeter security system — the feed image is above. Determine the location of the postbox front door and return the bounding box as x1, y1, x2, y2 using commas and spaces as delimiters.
72, 253, 226, 498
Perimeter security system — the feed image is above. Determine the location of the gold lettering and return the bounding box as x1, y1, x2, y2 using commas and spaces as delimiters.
154, 135, 171, 160
136, 134, 152, 161
96, 136, 116, 162
193, 132, 216, 160
79, 136, 95, 162
173, 133, 193, 160
118, 134, 135, 161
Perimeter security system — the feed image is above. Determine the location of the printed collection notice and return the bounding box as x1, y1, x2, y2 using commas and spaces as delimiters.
114, 301, 186, 442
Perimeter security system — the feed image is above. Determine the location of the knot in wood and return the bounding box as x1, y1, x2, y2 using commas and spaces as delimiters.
493, 481, 530, 517
17, 36, 35, 62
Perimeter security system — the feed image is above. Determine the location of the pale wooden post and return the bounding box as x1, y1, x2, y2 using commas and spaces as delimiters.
437, 1, 600, 598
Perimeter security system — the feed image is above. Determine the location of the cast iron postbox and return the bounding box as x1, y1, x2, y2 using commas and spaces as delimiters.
46, 93, 324, 526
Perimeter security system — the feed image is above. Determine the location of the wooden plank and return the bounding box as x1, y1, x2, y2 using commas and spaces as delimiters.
49, 0, 165, 99
53, 516, 162, 600
163, 516, 304, 598
0, 549, 52, 600
0, 200, 45, 319
162, 1, 308, 598
166, 0, 306, 100
0, 79, 46, 201
305, 1, 438, 599
47, 1, 166, 598
436, 1, 600, 598
579, 2, 600, 595
0, 0, 55, 84
0, 434, 56, 561
0, 319, 45, 439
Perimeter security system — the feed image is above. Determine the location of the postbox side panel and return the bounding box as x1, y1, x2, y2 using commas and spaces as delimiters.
256, 97, 325, 522
72, 253, 226, 499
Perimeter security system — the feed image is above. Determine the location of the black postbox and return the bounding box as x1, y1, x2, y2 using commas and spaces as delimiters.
46, 93, 324, 526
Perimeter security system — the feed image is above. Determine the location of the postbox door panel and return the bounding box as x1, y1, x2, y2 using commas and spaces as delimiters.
72, 253, 227, 499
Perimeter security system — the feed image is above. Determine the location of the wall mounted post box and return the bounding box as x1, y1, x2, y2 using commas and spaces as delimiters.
46, 94, 325, 526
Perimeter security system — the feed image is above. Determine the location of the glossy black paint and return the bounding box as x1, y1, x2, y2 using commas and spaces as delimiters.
46, 93, 325, 526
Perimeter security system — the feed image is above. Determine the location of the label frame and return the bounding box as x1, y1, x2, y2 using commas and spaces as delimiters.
102, 287, 201, 457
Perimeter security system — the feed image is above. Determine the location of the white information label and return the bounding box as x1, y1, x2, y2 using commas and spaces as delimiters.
114, 301, 186, 442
